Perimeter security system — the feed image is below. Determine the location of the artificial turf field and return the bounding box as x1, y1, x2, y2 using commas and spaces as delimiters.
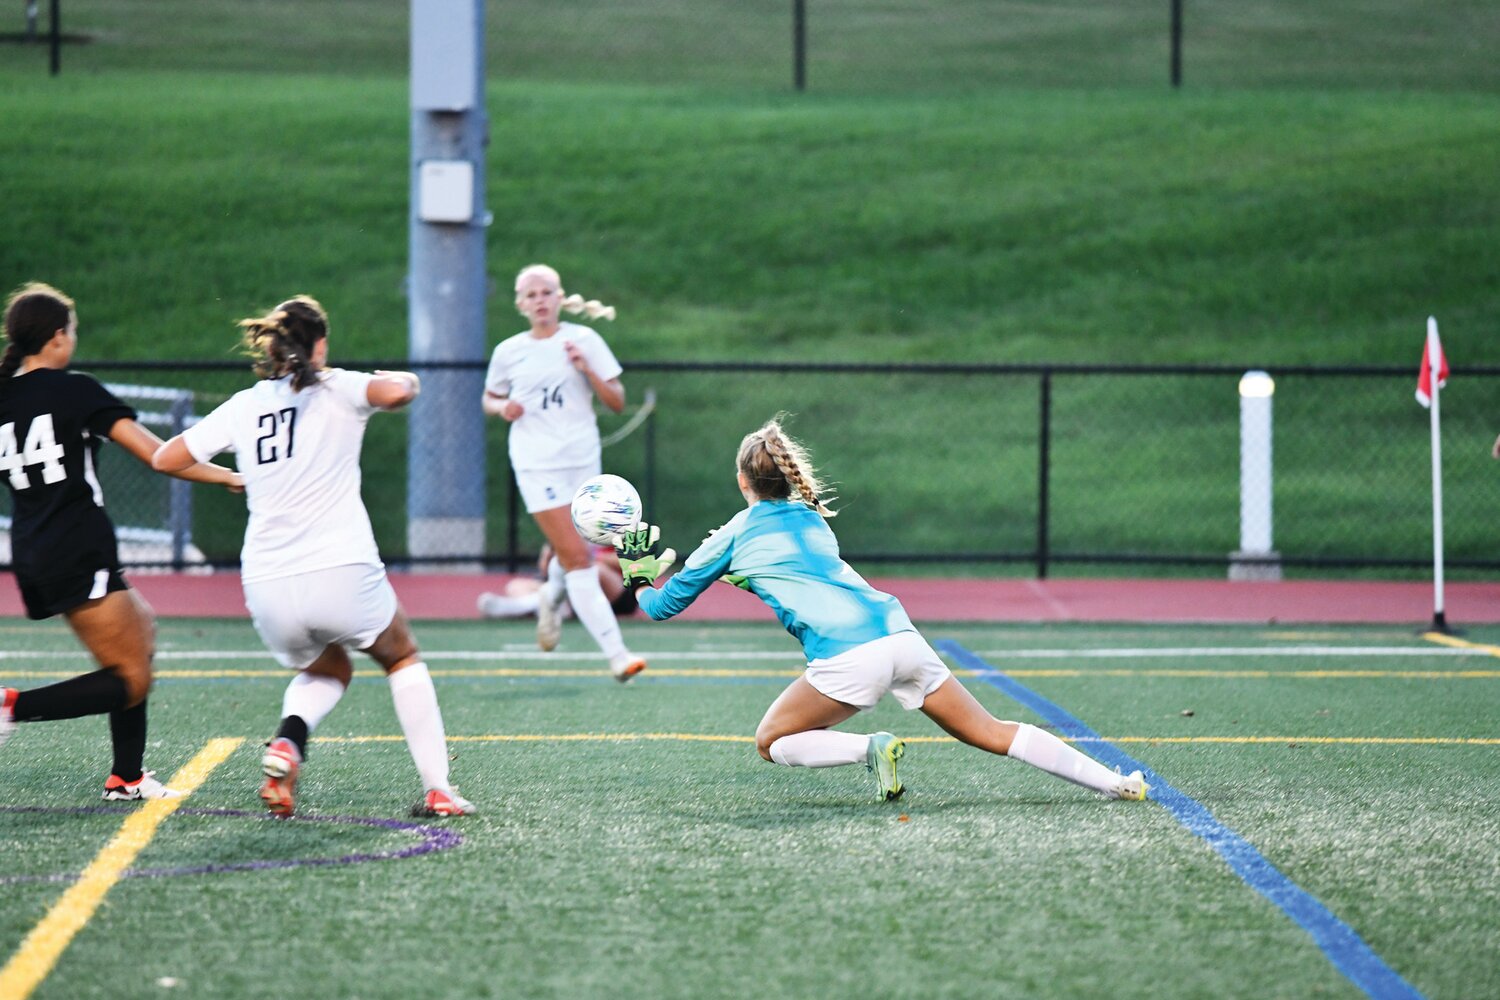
1, 617, 1498, 999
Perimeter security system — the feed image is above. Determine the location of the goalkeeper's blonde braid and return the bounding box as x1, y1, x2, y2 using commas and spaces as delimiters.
739, 418, 836, 518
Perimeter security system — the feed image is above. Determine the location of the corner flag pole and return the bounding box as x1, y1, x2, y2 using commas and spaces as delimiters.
1426, 317, 1447, 631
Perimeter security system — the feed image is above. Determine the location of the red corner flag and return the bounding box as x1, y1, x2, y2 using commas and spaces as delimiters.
1416, 316, 1449, 409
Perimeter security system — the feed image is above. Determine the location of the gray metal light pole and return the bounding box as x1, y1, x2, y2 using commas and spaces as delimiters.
408, 0, 489, 568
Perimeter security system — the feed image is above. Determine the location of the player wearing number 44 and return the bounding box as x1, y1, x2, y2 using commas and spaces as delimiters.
482, 263, 647, 682
616, 417, 1150, 804
153, 295, 472, 818
0, 283, 244, 801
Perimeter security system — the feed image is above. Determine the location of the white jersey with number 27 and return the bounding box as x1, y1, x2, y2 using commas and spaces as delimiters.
485, 322, 623, 472
182, 368, 382, 584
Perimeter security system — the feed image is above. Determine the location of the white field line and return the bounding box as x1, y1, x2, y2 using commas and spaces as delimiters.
0, 644, 1485, 662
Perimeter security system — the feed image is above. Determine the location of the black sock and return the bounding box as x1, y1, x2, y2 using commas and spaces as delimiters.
109, 699, 148, 783
275, 715, 310, 759
13, 670, 129, 722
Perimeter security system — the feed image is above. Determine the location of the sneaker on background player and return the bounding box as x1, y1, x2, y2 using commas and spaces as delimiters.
260, 737, 301, 818
412, 787, 476, 817
102, 770, 183, 801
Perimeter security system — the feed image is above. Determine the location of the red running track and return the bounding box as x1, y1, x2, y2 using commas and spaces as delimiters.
1, 572, 1496, 625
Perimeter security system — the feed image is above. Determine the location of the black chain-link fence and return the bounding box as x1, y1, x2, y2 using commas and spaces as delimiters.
5, 360, 1496, 580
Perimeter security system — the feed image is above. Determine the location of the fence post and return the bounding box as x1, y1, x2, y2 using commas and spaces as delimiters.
506, 467, 519, 573
644, 404, 658, 526
792, 0, 806, 91
48, 0, 59, 75
1170, 0, 1183, 88
1036, 369, 1052, 578
1229, 370, 1280, 580
167, 393, 194, 570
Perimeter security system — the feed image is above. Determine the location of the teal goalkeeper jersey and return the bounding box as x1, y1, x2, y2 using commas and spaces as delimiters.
636, 498, 915, 661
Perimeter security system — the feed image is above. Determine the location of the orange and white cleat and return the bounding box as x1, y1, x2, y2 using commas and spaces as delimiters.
411, 787, 475, 817
102, 770, 183, 801
259, 737, 301, 818
609, 653, 647, 684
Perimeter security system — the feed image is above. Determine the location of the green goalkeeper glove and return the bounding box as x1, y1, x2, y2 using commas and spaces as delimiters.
614, 523, 677, 589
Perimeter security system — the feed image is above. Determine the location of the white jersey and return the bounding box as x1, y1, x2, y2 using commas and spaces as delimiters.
182, 368, 383, 584
485, 322, 622, 471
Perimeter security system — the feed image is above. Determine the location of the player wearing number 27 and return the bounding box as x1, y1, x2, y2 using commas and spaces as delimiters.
618, 417, 1149, 803
482, 264, 646, 681
153, 295, 472, 818
0, 283, 244, 801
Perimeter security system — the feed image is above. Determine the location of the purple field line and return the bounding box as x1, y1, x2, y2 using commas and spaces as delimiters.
0, 805, 463, 886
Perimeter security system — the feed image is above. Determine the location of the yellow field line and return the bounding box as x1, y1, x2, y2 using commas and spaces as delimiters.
2, 667, 1499, 681
1424, 632, 1500, 657
310, 732, 1500, 747
0, 737, 243, 1000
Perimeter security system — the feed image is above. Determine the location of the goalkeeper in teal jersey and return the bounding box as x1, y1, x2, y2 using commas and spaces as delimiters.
616, 417, 1148, 803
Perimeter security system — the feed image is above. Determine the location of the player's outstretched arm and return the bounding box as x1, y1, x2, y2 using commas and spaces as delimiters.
120, 422, 242, 491
369, 370, 421, 410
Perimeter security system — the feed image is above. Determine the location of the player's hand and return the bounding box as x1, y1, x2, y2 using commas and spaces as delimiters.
718, 573, 750, 590
563, 341, 590, 373
1492, 433, 1500, 460
614, 523, 676, 588
226, 472, 246, 495
500, 399, 524, 421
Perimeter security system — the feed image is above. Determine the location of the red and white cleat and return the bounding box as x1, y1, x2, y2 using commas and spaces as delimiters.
259, 737, 302, 818
412, 787, 476, 817
0, 687, 17, 750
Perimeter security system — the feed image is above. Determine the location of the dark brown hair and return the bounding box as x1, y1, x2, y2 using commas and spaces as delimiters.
736, 417, 835, 518
239, 295, 328, 391
2, 282, 75, 379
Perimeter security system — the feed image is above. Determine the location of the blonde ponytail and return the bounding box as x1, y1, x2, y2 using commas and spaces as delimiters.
561, 293, 616, 322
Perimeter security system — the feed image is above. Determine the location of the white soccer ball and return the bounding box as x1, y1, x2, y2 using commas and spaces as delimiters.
570, 474, 643, 545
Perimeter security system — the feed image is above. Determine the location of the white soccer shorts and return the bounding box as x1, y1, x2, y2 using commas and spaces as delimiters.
243, 563, 398, 670
803, 631, 954, 710
514, 462, 600, 514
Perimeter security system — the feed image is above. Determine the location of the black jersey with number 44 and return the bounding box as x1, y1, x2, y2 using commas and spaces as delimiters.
0, 369, 136, 584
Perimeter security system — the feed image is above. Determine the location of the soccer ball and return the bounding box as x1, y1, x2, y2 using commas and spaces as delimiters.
570, 474, 643, 545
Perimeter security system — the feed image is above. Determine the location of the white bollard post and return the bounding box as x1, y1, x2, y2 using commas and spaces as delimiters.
1230, 371, 1281, 580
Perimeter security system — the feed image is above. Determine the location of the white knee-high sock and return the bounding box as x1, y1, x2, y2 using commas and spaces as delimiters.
281, 673, 346, 732
768, 730, 870, 767
542, 557, 567, 607
388, 663, 451, 792
564, 567, 626, 659
1007, 723, 1121, 795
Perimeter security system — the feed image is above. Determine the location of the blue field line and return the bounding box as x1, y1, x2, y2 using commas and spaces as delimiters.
936, 640, 1423, 1000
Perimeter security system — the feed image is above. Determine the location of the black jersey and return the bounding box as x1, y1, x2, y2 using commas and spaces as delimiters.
0, 368, 135, 584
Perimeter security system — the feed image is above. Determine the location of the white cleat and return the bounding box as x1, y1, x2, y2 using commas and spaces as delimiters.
609, 653, 647, 684
1116, 769, 1150, 801
536, 593, 562, 652
103, 770, 184, 801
